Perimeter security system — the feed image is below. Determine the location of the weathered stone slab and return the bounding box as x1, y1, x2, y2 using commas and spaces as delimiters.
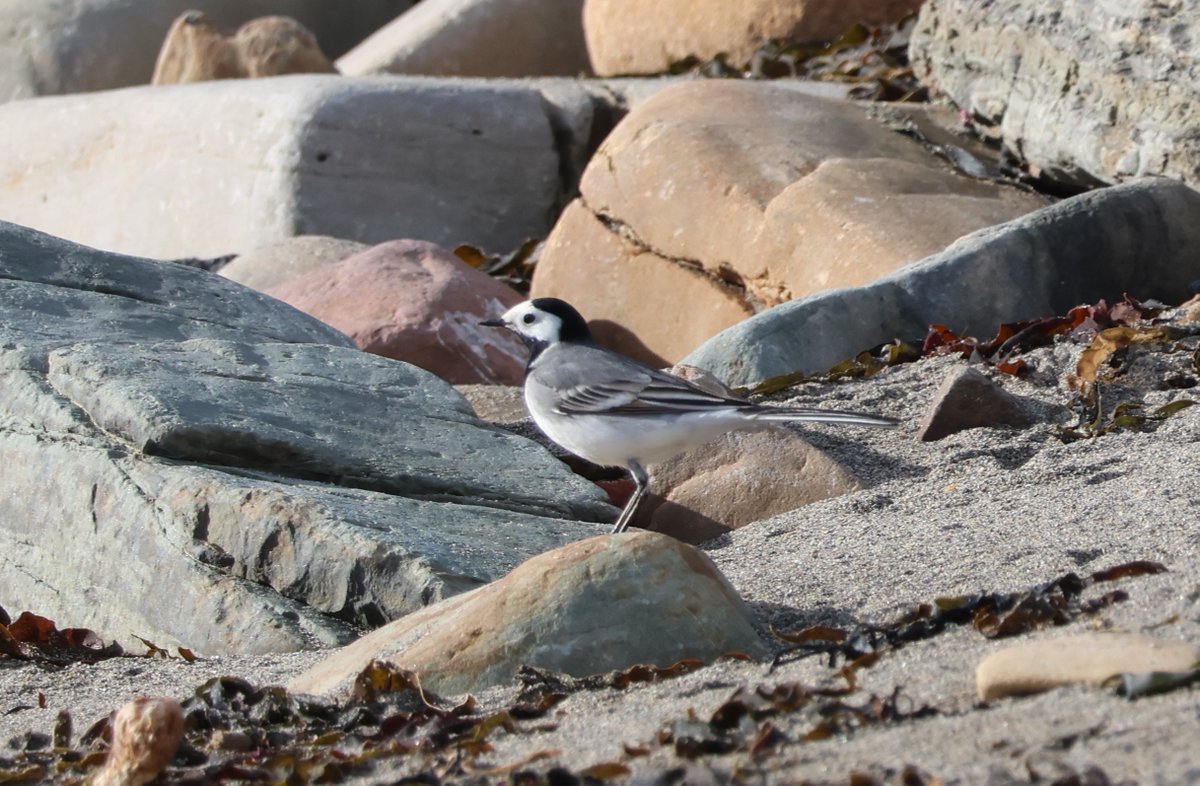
910, 0, 1200, 188
0, 221, 613, 654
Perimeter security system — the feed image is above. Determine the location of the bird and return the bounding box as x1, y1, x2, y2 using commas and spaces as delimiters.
481, 298, 898, 534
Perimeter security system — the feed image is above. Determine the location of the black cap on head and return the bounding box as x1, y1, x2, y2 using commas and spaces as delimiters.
530, 297, 593, 344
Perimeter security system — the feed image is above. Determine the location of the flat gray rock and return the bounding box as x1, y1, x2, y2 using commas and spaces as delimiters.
685, 179, 1200, 387
0, 221, 612, 654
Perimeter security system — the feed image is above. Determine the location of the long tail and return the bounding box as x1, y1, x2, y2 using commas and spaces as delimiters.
745, 406, 899, 428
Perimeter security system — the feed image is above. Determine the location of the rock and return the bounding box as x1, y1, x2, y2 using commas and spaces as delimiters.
0, 221, 613, 654
266, 240, 528, 385
289, 532, 769, 697
531, 80, 1048, 365
917, 367, 1038, 442
583, 0, 925, 76
151, 12, 336, 85
233, 16, 337, 78
533, 202, 752, 367
0, 76, 564, 259
218, 235, 369, 291
338, 0, 591, 78
93, 698, 183, 786
685, 179, 1200, 388
636, 430, 865, 544
910, 0, 1200, 189
0, 0, 414, 102
456, 384, 527, 423
151, 12, 241, 84
976, 633, 1200, 701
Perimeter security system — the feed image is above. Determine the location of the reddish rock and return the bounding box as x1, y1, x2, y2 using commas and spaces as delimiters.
267, 240, 527, 384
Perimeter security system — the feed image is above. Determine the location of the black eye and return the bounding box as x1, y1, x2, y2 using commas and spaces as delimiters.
522, 314, 536, 324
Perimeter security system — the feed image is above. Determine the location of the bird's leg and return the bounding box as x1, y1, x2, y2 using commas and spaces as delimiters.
611, 460, 649, 534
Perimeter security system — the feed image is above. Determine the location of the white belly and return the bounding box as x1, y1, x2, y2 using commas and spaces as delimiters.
528, 399, 756, 468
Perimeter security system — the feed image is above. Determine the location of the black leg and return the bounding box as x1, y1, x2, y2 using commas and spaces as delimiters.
611, 460, 649, 534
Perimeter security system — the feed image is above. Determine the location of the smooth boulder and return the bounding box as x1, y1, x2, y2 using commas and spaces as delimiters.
0, 76, 563, 259
531, 80, 1047, 365
290, 532, 769, 697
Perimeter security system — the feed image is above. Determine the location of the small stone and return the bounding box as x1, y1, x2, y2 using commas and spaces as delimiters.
917, 367, 1037, 441
208, 729, 253, 753
93, 698, 183, 786
976, 633, 1200, 701
152, 11, 334, 85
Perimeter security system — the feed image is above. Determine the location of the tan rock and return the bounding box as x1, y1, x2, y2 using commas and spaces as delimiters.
338, 0, 591, 78
976, 633, 1200, 701
152, 11, 334, 85
93, 698, 183, 786
266, 239, 528, 385
219, 235, 369, 292
151, 11, 241, 84
583, 0, 924, 76
234, 16, 337, 77
531, 200, 752, 367
289, 531, 768, 696
638, 429, 864, 544
917, 366, 1037, 441
532, 80, 1048, 363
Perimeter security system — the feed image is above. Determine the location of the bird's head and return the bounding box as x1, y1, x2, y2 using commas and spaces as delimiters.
480, 298, 593, 350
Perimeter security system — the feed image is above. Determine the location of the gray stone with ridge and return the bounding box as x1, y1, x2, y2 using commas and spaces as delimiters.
684, 179, 1200, 388
0, 221, 612, 655
910, 0, 1200, 189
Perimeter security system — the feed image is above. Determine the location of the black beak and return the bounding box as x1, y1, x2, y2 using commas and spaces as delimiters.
479, 318, 506, 328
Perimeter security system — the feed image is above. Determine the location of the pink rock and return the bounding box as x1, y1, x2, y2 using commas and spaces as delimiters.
267, 240, 527, 384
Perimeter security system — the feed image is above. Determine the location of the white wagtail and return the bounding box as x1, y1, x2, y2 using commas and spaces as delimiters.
482, 298, 898, 534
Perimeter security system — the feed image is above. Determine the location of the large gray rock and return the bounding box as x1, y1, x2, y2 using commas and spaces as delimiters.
909, 0, 1200, 188
338, 0, 591, 78
0, 0, 414, 102
684, 179, 1200, 387
0, 221, 613, 654
0, 76, 565, 259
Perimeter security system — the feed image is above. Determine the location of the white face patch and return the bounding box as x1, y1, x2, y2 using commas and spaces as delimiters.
501, 301, 563, 345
